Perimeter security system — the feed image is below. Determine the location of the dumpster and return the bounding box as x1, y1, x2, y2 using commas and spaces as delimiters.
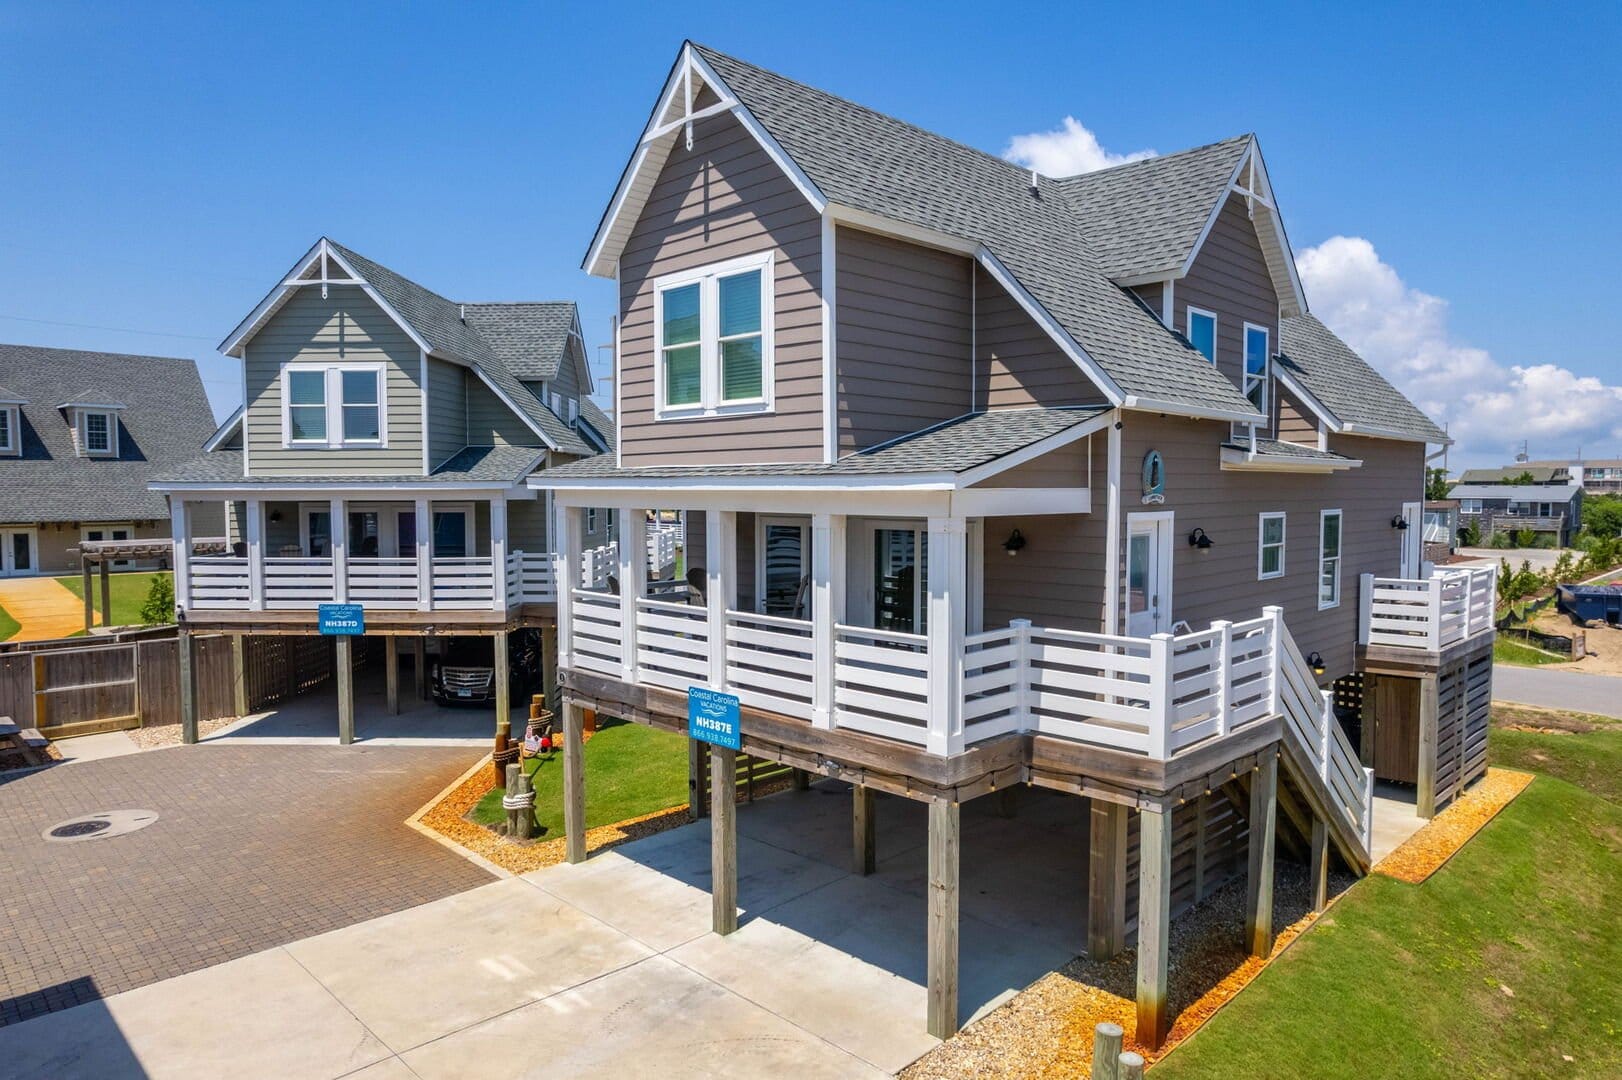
1556, 584, 1622, 625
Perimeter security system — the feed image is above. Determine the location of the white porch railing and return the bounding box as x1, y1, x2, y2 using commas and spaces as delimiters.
636, 597, 710, 691
1358, 565, 1497, 651
263, 557, 335, 609
188, 556, 252, 610
832, 624, 931, 746
725, 610, 814, 721
571, 588, 624, 676
1277, 625, 1375, 854
431, 557, 496, 609
648, 525, 679, 576
348, 557, 420, 609
582, 542, 617, 591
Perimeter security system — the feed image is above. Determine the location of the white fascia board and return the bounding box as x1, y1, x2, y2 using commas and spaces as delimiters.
1112, 271, 1180, 289
974, 248, 1125, 407
1247, 140, 1309, 317
1273, 370, 1344, 433
570, 307, 594, 396
1120, 395, 1261, 424
149, 480, 529, 495
955, 411, 1113, 486
1219, 447, 1361, 473
530, 471, 959, 494
951, 486, 1090, 516
219, 238, 325, 355
1177, 145, 1253, 283
1338, 423, 1452, 446
584, 46, 826, 279
550, 487, 954, 518
468, 365, 560, 451
202, 406, 244, 452
321, 246, 434, 356
825, 204, 979, 256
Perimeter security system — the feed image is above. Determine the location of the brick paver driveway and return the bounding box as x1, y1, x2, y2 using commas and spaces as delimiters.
0, 744, 492, 1026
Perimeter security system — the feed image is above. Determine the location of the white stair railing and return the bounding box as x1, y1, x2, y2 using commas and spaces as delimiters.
1273, 618, 1374, 858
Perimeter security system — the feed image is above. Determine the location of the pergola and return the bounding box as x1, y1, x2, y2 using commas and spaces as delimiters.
73, 537, 230, 633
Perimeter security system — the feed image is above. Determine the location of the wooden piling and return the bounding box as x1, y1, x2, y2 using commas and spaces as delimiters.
1310, 816, 1330, 912
81, 560, 94, 633
711, 745, 738, 935
413, 637, 426, 700
385, 636, 399, 716
1090, 1022, 1123, 1080
230, 634, 248, 718
98, 560, 111, 630
178, 628, 197, 745
1088, 799, 1128, 959
335, 635, 354, 745
1417, 672, 1439, 819
927, 797, 960, 1039
853, 784, 876, 875
1245, 754, 1278, 957
1135, 805, 1171, 1050
563, 700, 586, 864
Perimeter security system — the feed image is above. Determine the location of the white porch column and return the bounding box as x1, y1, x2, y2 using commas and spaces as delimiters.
926, 515, 967, 756
329, 497, 348, 603
170, 498, 192, 612
491, 496, 509, 610
415, 498, 433, 611
811, 512, 846, 730
618, 509, 648, 683
705, 510, 737, 689
245, 497, 265, 609
555, 503, 584, 673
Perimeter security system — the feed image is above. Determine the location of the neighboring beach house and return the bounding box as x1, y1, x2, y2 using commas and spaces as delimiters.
1450, 481, 1584, 546
527, 43, 1496, 1045
0, 343, 223, 576
149, 238, 612, 736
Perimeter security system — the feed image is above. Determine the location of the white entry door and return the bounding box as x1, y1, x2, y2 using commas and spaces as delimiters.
0, 528, 39, 577
83, 525, 133, 568
1126, 513, 1174, 636
1400, 500, 1422, 578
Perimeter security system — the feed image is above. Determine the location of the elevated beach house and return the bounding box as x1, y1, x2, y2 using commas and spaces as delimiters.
0, 343, 223, 577
528, 43, 1497, 1044
149, 239, 611, 738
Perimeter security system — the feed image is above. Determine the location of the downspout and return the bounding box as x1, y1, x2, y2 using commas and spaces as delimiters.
1104, 412, 1123, 634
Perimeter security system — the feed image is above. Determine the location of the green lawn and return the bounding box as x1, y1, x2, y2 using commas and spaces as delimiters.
56, 570, 170, 632
1492, 636, 1566, 666
0, 603, 19, 642
1155, 709, 1622, 1079
473, 717, 690, 838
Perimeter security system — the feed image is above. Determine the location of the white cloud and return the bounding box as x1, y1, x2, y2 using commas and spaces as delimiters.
1002, 117, 1155, 177
1297, 236, 1622, 469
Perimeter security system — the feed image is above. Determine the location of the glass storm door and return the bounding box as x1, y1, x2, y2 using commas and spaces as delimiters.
1, 529, 36, 576
1127, 516, 1171, 637
873, 527, 928, 635
759, 518, 809, 618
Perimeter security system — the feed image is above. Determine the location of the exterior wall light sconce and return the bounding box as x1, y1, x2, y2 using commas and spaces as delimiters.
1307, 651, 1327, 676
1390, 515, 1410, 530
1002, 529, 1026, 556
268, 509, 283, 523
1188, 528, 1214, 549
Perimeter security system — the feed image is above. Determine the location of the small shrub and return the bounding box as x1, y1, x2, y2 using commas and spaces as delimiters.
1514, 527, 1537, 548
1459, 520, 1482, 548
138, 574, 176, 626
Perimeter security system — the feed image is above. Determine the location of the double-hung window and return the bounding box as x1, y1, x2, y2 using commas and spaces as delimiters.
1258, 511, 1286, 580
0, 405, 18, 454
283, 364, 386, 447
655, 251, 773, 418
1243, 323, 1270, 413
1318, 509, 1343, 609
1187, 308, 1217, 364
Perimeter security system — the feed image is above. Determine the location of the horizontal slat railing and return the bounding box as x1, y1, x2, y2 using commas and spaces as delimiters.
572, 588, 623, 677
263, 557, 334, 609
512, 551, 558, 604
1359, 565, 1497, 652
725, 610, 814, 721
188, 557, 251, 610
636, 597, 709, 692
348, 557, 419, 609
833, 623, 930, 746
432, 557, 495, 610
1276, 623, 1372, 859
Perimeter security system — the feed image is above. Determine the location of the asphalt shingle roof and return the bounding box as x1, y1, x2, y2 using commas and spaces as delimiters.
1459, 466, 1567, 484
460, 302, 577, 381
577, 397, 615, 451
1447, 483, 1582, 502
1057, 136, 1251, 281
1221, 437, 1359, 464
0, 344, 219, 522
1277, 314, 1449, 443
691, 45, 1259, 421
537, 407, 1107, 481
154, 444, 546, 486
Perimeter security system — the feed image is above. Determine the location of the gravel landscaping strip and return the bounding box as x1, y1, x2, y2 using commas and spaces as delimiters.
1375, 767, 1534, 884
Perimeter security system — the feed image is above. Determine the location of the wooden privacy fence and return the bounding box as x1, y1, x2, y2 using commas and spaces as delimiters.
0, 631, 348, 736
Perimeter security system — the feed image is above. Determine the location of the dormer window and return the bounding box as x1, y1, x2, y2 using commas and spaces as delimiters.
1243, 324, 1270, 412
1187, 308, 1217, 364
0, 404, 17, 455
655, 251, 774, 418
282, 363, 386, 448
84, 410, 112, 454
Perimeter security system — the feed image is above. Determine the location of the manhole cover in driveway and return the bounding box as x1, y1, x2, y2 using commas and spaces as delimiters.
43, 810, 159, 843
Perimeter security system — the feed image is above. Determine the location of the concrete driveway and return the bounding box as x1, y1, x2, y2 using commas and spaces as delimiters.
1494, 663, 1622, 718
0, 781, 1086, 1078
0, 743, 491, 1028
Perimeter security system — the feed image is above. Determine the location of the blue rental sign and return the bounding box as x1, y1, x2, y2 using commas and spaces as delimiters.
317, 603, 365, 636
688, 686, 741, 751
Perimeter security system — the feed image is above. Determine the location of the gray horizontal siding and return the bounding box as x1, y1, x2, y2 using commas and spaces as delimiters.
467, 375, 542, 447
243, 285, 424, 476
619, 110, 823, 466
836, 226, 972, 452
1176, 194, 1278, 431
427, 357, 467, 468
976, 265, 1109, 410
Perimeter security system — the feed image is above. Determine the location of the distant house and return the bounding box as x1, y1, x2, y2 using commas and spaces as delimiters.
1450, 482, 1583, 546
1523, 458, 1622, 496
0, 344, 223, 576
1457, 464, 1571, 485
1423, 499, 1459, 560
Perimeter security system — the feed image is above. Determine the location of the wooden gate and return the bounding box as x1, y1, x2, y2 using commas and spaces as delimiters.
1372, 674, 1421, 785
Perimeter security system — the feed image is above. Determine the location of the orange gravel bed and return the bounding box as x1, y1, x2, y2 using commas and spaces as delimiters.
902, 863, 1348, 1078
1374, 767, 1534, 884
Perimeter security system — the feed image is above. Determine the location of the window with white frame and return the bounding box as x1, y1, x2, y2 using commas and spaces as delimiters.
1187, 307, 1217, 363
1243, 323, 1270, 413
1460, 499, 1482, 514
0, 406, 16, 454
655, 251, 773, 417
81, 409, 116, 456
1258, 512, 1286, 579
585, 507, 598, 534
282, 364, 385, 447
1318, 509, 1343, 609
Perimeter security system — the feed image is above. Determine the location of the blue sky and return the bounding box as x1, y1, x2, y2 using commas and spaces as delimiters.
3, 1, 1617, 468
